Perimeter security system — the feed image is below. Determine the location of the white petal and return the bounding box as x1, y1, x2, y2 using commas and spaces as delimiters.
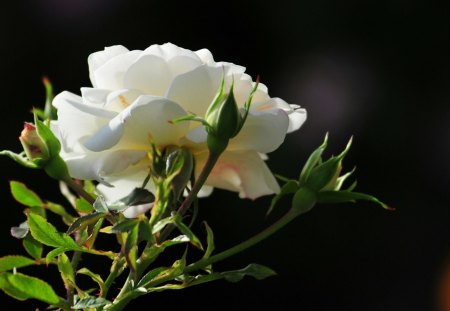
228, 101, 290, 153
88, 45, 129, 87
84, 95, 189, 152
124, 55, 171, 95
93, 50, 141, 90
195, 48, 214, 64
96, 164, 153, 203
104, 89, 143, 112
53, 91, 117, 153
265, 98, 307, 133
123, 203, 153, 218
63, 149, 146, 181
195, 150, 280, 199
166, 65, 223, 116
186, 125, 208, 143
143, 43, 201, 61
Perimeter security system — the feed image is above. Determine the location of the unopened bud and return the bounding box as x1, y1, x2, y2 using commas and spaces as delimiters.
19, 123, 50, 165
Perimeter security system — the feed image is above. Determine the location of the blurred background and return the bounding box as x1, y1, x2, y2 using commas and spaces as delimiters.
1, 0, 449, 310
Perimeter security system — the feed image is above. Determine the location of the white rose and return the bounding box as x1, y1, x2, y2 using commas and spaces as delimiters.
51, 43, 306, 202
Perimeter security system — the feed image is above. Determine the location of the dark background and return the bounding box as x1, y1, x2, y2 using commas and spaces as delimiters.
1, 1, 450, 310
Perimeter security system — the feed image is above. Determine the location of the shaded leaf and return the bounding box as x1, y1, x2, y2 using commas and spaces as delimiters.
317, 190, 391, 210
222, 264, 277, 283
152, 216, 173, 234
67, 212, 105, 235
203, 222, 215, 259
173, 214, 203, 250
298, 133, 328, 185
0, 272, 59, 304
77, 268, 105, 296
10, 181, 43, 207
23, 234, 43, 259
111, 218, 139, 234
267, 180, 299, 215
0, 256, 35, 272
72, 296, 110, 309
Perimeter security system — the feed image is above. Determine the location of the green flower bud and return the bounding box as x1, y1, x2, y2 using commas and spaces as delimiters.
19, 123, 50, 165
304, 138, 352, 192
205, 81, 241, 153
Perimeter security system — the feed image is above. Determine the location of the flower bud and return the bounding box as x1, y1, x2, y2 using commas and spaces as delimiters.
19, 123, 50, 165
205, 80, 242, 154
304, 138, 352, 192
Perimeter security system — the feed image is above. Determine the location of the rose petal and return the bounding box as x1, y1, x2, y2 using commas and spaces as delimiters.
143, 43, 202, 61
123, 203, 154, 218
63, 149, 146, 181
166, 65, 223, 117
195, 150, 280, 199
84, 95, 189, 152
92, 50, 141, 90
96, 163, 153, 203
53, 91, 117, 153
263, 98, 307, 133
88, 45, 129, 87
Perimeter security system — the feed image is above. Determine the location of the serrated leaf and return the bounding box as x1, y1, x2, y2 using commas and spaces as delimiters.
317, 190, 391, 210
267, 180, 299, 215
173, 214, 203, 251
0, 256, 35, 272
221, 264, 277, 283
10, 181, 43, 207
57, 253, 75, 288
75, 198, 94, 213
203, 222, 215, 259
67, 212, 105, 235
28, 213, 80, 249
46, 248, 67, 265
23, 234, 43, 259
72, 296, 110, 309
77, 268, 105, 296
0, 272, 60, 304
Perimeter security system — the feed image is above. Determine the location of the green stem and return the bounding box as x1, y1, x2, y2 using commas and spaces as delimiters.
64, 178, 95, 204
66, 249, 82, 306
102, 257, 125, 299
159, 150, 221, 241
184, 208, 301, 274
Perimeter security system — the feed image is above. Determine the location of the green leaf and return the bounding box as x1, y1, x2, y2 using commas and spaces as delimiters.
291, 187, 317, 216
0, 256, 35, 272
124, 224, 139, 272
23, 234, 43, 259
111, 218, 139, 234
267, 180, 299, 215
28, 213, 80, 249
77, 268, 105, 296
152, 216, 173, 234
317, 190, 391, 210
0, 150, 38, 169
112, 188, 155, 209
299, 133, 328, 185
173, 214, 204, 251
67, 212, 105, 235
46, 248, 68, 265
10, 181, 43, 207
45, 202, 74, 225
203, 222, 215, 259
75, 198, 94, 213
72, 296, 110, 309
222, 264, 277, 283
0, 272, 59, 304
136, 267, 167, 288
57, 253, 75, 288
